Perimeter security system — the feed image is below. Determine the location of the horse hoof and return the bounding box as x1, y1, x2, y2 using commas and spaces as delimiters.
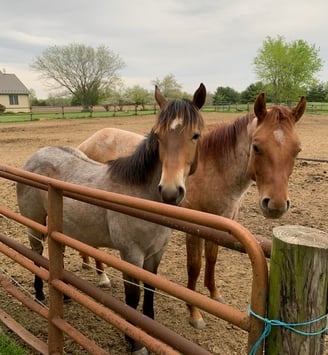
189, 318, 206, 329
36, 293, 45, 302
98, 274, 111, 288
214, 295, 225, 304
98, 280, 111, 288
132, 346, 149, 355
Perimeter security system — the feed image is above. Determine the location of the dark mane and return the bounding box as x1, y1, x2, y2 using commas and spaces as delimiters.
108, 130, 159, 184
199, 113, 255, 158
154, 98, 205, 134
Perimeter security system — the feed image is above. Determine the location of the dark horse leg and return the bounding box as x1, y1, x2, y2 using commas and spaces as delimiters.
29, 228, 46, 301
123, 252, 163, 355
123, 274, 147, 354
30, 228, 69, 303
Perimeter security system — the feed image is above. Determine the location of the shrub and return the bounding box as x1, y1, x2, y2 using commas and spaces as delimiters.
0, 104, 6, 113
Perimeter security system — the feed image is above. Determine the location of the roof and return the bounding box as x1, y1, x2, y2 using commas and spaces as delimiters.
0, 70, 29, 95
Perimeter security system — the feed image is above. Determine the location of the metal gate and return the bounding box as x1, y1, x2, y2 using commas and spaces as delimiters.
0, 164, 268, 354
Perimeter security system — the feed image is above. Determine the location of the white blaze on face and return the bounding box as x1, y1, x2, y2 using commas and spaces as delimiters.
170, 117, 183, 130
273, 129, 285, 144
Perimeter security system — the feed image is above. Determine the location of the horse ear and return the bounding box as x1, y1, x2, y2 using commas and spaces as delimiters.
155, 85, 167, 109
254, 92, 267, 123
193, 83, 206, 109
292, 96, 306, 122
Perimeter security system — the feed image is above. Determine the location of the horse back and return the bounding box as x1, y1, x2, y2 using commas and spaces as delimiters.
78, 128, 143, 163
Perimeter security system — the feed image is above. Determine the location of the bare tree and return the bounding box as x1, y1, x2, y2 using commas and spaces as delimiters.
152, 73, 183, 99
31, 43, 125, 107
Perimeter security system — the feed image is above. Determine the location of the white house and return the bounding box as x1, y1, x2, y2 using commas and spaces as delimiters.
0, 70, 30, 112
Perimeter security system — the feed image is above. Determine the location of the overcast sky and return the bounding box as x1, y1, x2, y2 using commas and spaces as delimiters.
1, 0, 327, 98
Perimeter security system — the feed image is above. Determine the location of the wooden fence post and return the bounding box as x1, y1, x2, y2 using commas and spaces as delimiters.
266, 225, 328, 354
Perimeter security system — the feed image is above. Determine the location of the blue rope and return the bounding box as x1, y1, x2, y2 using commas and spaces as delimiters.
248, 306, 328, 355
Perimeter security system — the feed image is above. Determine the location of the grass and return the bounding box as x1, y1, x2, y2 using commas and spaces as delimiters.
0, 330, 27, 355
0, 108, 157, 123
0, 103, 327, 123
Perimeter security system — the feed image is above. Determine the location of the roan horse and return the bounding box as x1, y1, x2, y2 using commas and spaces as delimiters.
16, 84, 206, 354
76, 93, 306, 330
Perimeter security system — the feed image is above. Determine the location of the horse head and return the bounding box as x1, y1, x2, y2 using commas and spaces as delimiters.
154, 83, 206, 205
247, 93, 306, 218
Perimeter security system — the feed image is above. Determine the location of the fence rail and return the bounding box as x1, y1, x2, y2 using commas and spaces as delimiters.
1, 101, 328, 122
0, 164, 268, 354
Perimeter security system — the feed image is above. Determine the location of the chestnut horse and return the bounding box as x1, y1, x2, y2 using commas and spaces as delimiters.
16, 84, 206, 354
77, 93, 306, 329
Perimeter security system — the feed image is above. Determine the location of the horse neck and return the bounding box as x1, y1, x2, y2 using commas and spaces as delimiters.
108, 132, 162, 200
186, 115, 255, 215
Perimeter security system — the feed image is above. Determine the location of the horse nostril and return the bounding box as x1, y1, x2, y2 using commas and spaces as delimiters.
286, 199, 291, 210
261, 198, 270, 210
158, 185, 185, 205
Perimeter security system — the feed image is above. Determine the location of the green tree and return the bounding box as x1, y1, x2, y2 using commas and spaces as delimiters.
240, 82, 267, 103
31, 43, 125, 108
254, 35, 323, 103
151, 74, 183, 99
306, 82, 327, 102
213, 86, 240, 105
125, 85, 151, 109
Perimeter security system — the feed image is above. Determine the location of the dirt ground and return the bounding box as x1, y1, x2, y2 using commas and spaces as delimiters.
0, 111, 327, 354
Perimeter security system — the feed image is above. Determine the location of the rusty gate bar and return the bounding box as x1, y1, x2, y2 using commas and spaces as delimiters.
0, 183, 263, 333
0, 166, 272, 258
47, 184, 64, 354
0, 226, 212, 355
51, 279, 179, 355
0, 306, 48, 355
0, 205, 252, 331
50, 316, 110, 355
0, 164, 268, 354
0, 165, 271, 258
0, 272, 108, 355
53, 230, 250, 327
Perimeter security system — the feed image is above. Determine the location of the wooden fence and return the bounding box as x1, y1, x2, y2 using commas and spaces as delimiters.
3, 101, 328, 120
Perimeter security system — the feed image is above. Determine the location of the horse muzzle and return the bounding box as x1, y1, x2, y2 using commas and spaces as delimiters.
260, 197, 291, 219
158, 184, 186, 206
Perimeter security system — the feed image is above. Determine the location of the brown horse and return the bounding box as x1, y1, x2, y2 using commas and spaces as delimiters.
77, 93, 306, 329
17, 84, 206, 355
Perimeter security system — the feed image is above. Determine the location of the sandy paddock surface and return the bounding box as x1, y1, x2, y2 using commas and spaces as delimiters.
0, 111, 327, 354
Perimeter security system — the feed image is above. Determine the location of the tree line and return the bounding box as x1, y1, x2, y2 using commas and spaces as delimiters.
30, 35, 325, 108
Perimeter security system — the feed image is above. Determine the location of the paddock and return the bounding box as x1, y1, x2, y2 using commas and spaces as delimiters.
0, 112, 327, 354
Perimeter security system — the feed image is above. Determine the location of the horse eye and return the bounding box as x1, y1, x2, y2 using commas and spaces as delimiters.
192, 133, 201, 141
253, 144, 260, 154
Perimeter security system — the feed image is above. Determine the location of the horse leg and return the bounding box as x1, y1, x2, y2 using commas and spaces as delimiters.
80, 252, 110, 287
95, 258, 111, 287
80, 252, 91, 269
142, 250, 165, 320
123, 273, 148, 355
186, 233, 206, 329
204, 240, 225, 303
28, 228, 45, 301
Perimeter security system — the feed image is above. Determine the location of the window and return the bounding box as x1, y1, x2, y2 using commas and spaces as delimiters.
9, 95, 19, 105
